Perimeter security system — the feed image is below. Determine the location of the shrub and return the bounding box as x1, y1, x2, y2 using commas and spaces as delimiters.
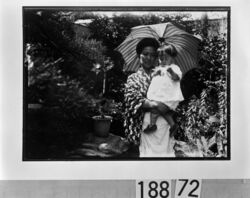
176, 34, 228, 157
26, 43, 96, 122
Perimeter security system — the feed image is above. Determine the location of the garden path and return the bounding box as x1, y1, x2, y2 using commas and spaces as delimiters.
66, 133, 138, 159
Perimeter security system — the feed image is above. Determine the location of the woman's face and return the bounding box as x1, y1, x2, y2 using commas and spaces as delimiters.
139, 46, 157, 70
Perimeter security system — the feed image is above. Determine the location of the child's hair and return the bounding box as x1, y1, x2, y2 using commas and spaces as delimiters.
157, 44, 178, 58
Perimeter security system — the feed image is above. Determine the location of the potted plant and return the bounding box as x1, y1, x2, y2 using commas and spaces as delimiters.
91, 57, 114, 137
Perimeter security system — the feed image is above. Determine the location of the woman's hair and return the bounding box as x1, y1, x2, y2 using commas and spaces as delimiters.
157, 44, 178, 57
136, 38, 160, 55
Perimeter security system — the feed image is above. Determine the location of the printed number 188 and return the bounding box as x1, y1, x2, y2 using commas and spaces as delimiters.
137, 180, 171, 198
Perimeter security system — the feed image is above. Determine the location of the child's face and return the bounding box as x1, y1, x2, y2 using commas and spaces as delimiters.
158, 52, 174, 66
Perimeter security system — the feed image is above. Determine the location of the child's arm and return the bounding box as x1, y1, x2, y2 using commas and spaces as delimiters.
167, 64, 182, 81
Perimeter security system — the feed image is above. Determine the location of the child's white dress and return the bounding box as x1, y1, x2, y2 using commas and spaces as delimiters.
139, 64, 184, 157
147, 64, 184, 110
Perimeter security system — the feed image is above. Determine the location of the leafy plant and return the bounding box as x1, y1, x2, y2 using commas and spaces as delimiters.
92, 57, 114, 95
176, 34, 228, 157
90, 56, 124, 119
26, 43, 97, 122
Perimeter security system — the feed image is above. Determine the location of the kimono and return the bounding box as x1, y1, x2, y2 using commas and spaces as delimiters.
124, 67, 151, 145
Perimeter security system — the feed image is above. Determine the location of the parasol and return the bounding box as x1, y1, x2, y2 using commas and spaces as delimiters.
115, 22, 201, 74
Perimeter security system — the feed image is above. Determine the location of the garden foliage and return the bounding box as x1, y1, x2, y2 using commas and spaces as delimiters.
24, 10, 228, 158
176, 33, 228, 157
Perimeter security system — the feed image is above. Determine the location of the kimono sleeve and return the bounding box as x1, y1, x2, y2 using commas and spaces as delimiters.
124, 73, 147, 115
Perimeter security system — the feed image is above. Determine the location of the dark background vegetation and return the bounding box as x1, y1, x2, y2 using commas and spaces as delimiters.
24, 9, 228, 159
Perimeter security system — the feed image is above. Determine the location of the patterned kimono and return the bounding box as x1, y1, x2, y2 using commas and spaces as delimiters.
124, 67, 151, 145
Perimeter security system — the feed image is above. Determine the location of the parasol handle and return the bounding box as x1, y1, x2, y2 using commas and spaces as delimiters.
158, 37, 165, 45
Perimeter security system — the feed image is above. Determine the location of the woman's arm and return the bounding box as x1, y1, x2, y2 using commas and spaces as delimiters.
142, 99, 171, 115
124, 73, 171, 116
124, 73, 149, 115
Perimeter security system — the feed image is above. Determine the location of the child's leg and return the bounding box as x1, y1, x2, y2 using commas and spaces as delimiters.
143, 113, 158, 133
162, 111, 179, 137
150, 112, 158, 126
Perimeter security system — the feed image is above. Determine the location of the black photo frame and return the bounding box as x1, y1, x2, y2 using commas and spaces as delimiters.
23, 6, 230, 161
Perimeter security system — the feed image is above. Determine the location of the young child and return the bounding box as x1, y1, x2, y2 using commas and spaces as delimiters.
144, 44, 184, 136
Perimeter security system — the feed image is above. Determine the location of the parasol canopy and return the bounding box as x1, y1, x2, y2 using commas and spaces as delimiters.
115, 22, 201, 74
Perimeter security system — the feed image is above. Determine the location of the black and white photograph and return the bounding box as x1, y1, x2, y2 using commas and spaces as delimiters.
1, 0, 250, 191
23, 7, 230, 160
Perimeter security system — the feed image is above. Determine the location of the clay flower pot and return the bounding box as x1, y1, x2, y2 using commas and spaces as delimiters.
92, 115, 113, 137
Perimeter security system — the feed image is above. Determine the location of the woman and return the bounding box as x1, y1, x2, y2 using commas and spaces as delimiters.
124, 38, 175, 157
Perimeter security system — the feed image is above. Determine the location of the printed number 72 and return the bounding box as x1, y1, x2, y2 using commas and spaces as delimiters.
177, 179, 200, 197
